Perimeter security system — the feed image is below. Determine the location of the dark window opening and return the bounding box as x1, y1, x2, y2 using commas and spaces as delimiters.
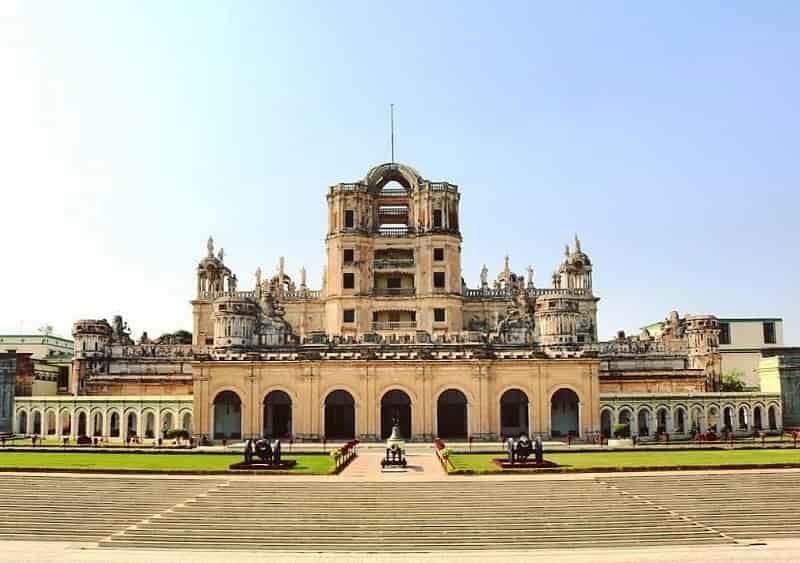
343, 248, 354, 263
343, 309, 355, 323
433, 209, 443, 228
433, 247, 444, 261
763, 322, 776, 344
719, 323, 730, 345
433, 271, 445, 289
343, 273, 355, 289
387, 277, 401, 289
434, 308, 446, 322
344, 209, 355, 228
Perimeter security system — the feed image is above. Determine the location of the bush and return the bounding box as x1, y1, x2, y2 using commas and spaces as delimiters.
613, 423, 630, 438
165, 428, 190, 441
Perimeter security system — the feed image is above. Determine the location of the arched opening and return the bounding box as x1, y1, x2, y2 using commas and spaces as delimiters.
738, 406, 749, 430
381, 389, 412, 440
656, 408, 668, 434
32, 411, 42, 435
437, 389, 468, 439
637, 409, 651, 437
60, 411, 71, 435
601, 410, 612, 438
93, 412, 103, 437
126, 412, 138, 438
324, 390, 355, 440
77, 412, 87, 437
723, 407, 734, 432
690, 407, 703, 434
182, 412, 192, 433
550, 388, 579, 438
162, 412, 174, 437
263, 390, 292, 438
46, 411, 56, 435
707, 407, 719, 433
17, 411, 27, 434
499, 389, 529, 438
109, 412, 120, 437
753, 407, 763, 431
144, 412, 156, 439
213, 391, 242, 440
768, 406, 778, 430
674, 408, 686, 434
618, 409, 632, 427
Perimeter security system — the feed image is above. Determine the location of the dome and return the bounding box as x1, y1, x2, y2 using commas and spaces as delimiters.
364, 162, 423, 193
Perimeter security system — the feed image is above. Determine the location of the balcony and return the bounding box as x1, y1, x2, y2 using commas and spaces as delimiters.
377, 225, 414, 237
371, 287, 416, 297
374, 258, 415, 269
372, 321, 417, 331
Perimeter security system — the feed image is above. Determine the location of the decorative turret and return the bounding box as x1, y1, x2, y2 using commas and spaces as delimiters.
534, 295, 579, 345
685, 314, 722, 390
196, 236, 237, 299
554, 235, 593, 291
213, 295, 258, 349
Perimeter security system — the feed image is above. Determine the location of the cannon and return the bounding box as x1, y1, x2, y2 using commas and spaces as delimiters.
506, 434, 543, 464
244, 438, 282, 466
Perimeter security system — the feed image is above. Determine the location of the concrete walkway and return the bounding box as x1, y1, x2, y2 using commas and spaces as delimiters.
339, 450, 446, 480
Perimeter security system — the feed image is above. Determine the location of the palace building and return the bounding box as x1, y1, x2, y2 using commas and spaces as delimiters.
13, 162, 786, 442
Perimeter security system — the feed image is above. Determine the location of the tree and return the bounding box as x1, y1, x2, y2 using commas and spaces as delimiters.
721, 370, 746, 392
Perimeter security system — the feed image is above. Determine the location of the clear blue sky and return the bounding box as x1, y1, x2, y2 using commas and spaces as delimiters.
1, 1, 798, 343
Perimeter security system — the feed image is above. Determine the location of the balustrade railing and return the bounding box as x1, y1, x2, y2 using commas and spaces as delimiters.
372, 321, 417, 331
374, 258, 415, 269
377, 226, 413, 237
371, 287, 416, 297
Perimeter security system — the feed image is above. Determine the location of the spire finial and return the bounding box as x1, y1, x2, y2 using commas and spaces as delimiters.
574, 233, 581, 253
207, 236, 214, 257
564, 244, 570, 257
390, 103, 395, 163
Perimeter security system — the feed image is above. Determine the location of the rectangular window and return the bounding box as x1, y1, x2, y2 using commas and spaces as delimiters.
434, 308, 446, 322
763, 322, 776, 344
387, 277, 401, 289
344, 209, 355, 228
433, 271, 445, 289
372, 311, 379, 322
433, 209, 443, 228
343, 273, 355, 289
343, 309, 355, 323
433, 247, 444, 261
343, 248, 354, 264
719, 323, 731, 345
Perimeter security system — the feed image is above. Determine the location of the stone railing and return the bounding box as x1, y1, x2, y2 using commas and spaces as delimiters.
428, 182, 458, 192
377, 226, 414, 237
586, 340, 688, 355
374, 258, 415, 269
371, 287, 416, 297
372, 322, 417, 331
282, 289, 323, 301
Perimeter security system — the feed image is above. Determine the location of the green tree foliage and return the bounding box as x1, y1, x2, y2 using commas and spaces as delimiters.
721, 370, 746, 392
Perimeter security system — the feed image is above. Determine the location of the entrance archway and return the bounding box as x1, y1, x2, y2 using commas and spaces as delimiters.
46, 411, 56, 435
324, 390, 355, 440
61, 411, 71, 435
381, 390, 411, 439
437, 389, 468, 439
182, 412, 192, 433
601, 410, 612, 438
126, 412, 138, 438
17, 411, 27, 434
754, 406, 763, 430
77, 412, 87, 437
499, 389, 529, 438
263, 390, 292, 438
93, 412, 103, 437
109, 412, 120, 437
213, 390, 242, 440
550, 388, 579, 438
32, 411, 42, 435
768, 406, 778, 430
637, 409, 652, 437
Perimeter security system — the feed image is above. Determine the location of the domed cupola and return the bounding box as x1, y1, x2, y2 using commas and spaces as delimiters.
196, 236, 237, 298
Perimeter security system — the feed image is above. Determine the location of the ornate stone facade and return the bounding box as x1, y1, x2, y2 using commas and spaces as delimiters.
56, 161, 778, 442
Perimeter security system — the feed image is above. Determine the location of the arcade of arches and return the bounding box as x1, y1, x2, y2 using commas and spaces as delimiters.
191, 359, 602, 441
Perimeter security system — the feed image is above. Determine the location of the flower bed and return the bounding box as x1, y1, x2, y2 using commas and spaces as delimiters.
331, 439, 359, 474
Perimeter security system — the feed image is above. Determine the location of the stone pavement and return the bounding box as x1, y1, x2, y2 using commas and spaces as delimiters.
1, 463, 800, 556
339, 450, 446, 480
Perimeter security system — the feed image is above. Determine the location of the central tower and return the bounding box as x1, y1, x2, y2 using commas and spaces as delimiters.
324, 163, 463, 339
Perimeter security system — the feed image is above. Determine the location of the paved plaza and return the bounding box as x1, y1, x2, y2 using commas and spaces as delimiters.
0, 459, 800, 559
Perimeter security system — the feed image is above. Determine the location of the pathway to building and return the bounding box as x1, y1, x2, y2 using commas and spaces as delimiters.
1, 464, 800, 556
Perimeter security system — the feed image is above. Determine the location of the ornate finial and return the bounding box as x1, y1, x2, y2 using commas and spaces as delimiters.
564, 244, 570, 257
480, 264, 488, 287
207, 236, 214, 257
255, 267, 262, 288
300, 266, 307, 289
504, 255, 510, 274
217, 248, 224, 262
574, 233, 581, 253
526, 265, 534, 288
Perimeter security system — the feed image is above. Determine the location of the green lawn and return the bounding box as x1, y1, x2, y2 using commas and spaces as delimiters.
0, 452, 335, 474
448, 449, 800, 474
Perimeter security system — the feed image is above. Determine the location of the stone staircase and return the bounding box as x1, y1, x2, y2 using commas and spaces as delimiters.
0, 471, 798, 552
